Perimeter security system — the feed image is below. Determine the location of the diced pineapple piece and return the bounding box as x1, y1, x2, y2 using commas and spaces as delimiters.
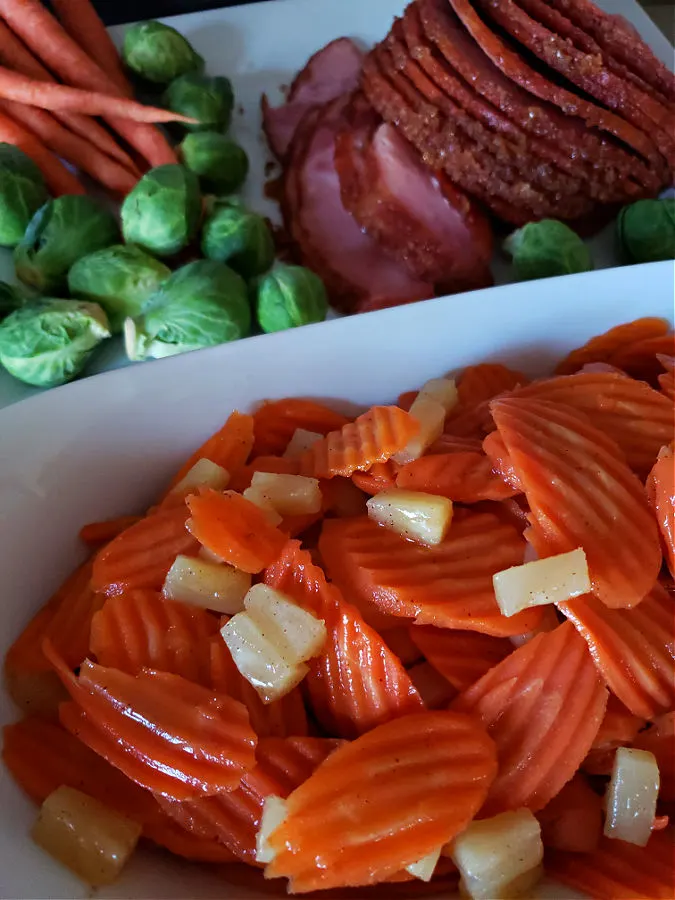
367, 489, 453, 546
171, 458, 230, 494
245, 585, 326, 663
256, 795, 288, 864
31, 786, 141, 887
418, 377, 458, 413
162, 554, 251, 614
493, 548, 591, 618
605, 747, 659, 847
250, 472, 322, 516
406, 846, 442, 882
450, 809, 543, 900
393, 395, 447, 464
284, 428, 323, 459
242, 485, 283, 526
199, 545, 225, 564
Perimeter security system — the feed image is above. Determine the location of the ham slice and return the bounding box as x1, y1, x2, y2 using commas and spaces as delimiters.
262, 38, 364, 161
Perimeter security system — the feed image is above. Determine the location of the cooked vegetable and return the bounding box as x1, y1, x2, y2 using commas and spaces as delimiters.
170, 457, 230, 495
393, 394, 445, 464
163, 73, 234, 133
249, 472, 322, 515
504, 219, 593, 282
179, 131, 249, 194
124, 259, 250, 361
242, 484, 284, 525
417, 377, 458, 412
14, 195, 118, 293
0, 298, 110, 387
493, 548, 591, 617
253, 263, 328, 334
618, 198, 675, 264
162, 554, 251, 614
202, 200, 275, 279
121, 164, 201, 258
0, 142, 48, 247
122, 21, 204, 85
0, 280, 27, 319
283, 428, 323, 459
256, 795, 288, 864
367, 489, 453, 546
68, 245, 170, 333
406, 847, 442, 882
604, 747, 659, 846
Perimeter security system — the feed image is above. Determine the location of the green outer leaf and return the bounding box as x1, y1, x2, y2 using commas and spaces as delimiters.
617, 198, 675, 264
122, 21, 204, 84
201, 201, 275, 279
179, 132, 249, 194
254, 264, 328, 333
503, 219, 592, 282
0, 281, 29, 320
0, 144, 49, 247
163, 74, 234, 134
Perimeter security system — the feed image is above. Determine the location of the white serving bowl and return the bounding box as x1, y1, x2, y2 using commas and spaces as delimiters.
1, 262, 672, 899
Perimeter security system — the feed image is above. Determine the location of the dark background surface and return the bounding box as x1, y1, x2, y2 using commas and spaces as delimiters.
91, 0, 264, 26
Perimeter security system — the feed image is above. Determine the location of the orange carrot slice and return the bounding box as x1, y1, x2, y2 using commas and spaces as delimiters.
409, 626, 512, 693
647, 447, 675, 580
443, 363, 527, 438
254, 736, 344, 795
546, 829, 675, 900
482, 430, 523, 490
537, 772, 603, 853
229, 455, 299, 493
90, 590, 218, 685
382, 626, 423, 666
319, 512, 542, 637
583, 695, 647, 776
555, 318, 671, 375
143, 817, 239, 862
560, 583, 675, 720
452, 622, 608, 815
426, 433, 484, 454
299, 406, 419, 479
91, 505, 197, 596
658, 355, 675, 401
265, 541, 424, 738
253, 399, 350, 457
396, 451, 519, 502
79, 515, 141, 546
491, 396, 662, 609
352, 460, 399, 496
407, 661, 457, 708
609, 333, 675, 384
265, 711, 497, 892
167, 411, 254, 491
514, 372, 674, 476
633, 712, 675, 802
186, 489, 286, 574
397, 389, 417, 411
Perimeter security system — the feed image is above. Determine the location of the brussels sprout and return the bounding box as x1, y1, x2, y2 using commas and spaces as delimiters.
201, 201, 275, 279
67, 244, 171, 333
617, 198, 675, 264
125, 259, 250, 361
163, 74, 234, 133
0, 281, 29, 320
0, 144, 49, 248
121, 165, 201, 258
122, 21, 204, 85
503, 219, 592, 282
0, 299, 110, 387
14, 196, 118, 294
179, 132, 249, 194
253, 264, 328, 334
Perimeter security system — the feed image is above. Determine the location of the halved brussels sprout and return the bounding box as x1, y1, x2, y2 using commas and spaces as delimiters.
201, 200, 275, 279
253, 263, 328, 333
162, 74, 234, 133
617, 198, 675, 264
0, 281, 28, 320
0, 144, 49, 248
179, 132, 249, 195
122, 21, 204, 84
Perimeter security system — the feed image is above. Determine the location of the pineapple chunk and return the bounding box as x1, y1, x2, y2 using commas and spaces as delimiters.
199, 545, 225, 564
367, 489, 453, 546
171, 458, 230, 494
256, 795, 288, 864
406, 846, 442, 882
450, 809, 543, 900
418, 377, 458, 413
605, 747, 659, 847
245, 585, 326, 663
250, 472, 322, 516
242, 485, 283, 526
284, 428, 323, 459
31, 786, 141, 887
493, 548, 591, 618
162, 554, 251, 614
393, 395, 447, 464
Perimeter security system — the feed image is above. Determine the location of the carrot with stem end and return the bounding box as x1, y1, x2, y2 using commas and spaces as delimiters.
0, 108, 84, 194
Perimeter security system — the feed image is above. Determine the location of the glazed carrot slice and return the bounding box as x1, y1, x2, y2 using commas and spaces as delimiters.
555, 318, 671, 375
265, 541, 424, 738
560, 583, 675, 720
491, 396, 662, 609
452, 622, 608, 815
537, 772, 603, 853
407, 661, 457, 708
514, 372, 674, 476
647, 447, 675, 579
408, 626, 512, 693
91, 505, 197, 596
299, 406, 419, 479
582, 695, 647, 776
546, 829, 675, 900
253, 399, 350, 457
265, 711, 497, 892
79, 515, 142, 546
90, 590, 218, 685
186, 489, 286, 574
658, 355, 675, 401
167, 411, 254, 491
482, 430, 523, 490
396, 451, 519, 502
229, 455, 299, 493
633, 713, 675, 802
143, 817, 239, 863
397, 389, 417, 411
609, 333, 675, 384
382, 626, 423, 666
426, 433, 484, 454
443, 363, 527, 438
352, 460, 399, 496
319, 512, 542, 637
254, 736, 344, 796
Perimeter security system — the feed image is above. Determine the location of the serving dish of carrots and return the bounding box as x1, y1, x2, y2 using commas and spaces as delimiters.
2, 313, 674, 898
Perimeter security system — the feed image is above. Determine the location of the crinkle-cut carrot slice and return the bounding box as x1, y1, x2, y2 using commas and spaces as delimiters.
143, 817, 239, 862
555, 318, 671, 375
633, 712, 675, 802
513, 372, 674, 476
559, 583, 675, 720
609, 333, 675, 385
210, 636, 309, 739
167, 411, 254, 492
253, 399, 351, 457
79, 515, 142, 546
537, 773, 603, 854
546, 829, 675, 900
382, 626, 423, 666
396, 451, 519, 502
265, 711, 497, 893
186, 489, 286, 574
482, 431, 523, 490
90, 590, 218, 685
452, 622, 608, 816
647, 447, 675, 580
582, 695, 647, 776
299, 406, 419, 479
92, 505, 197, 596
491, 396, 662, 609
265, 541, 424, 738
254, 736, 343, 795
319, 512, 542, 637
426, 433, 484, 455
352, 460, 399, 496
229, 455, 299, 493
442, 363, 528, 439
397, 390, 417, 411
658, 355, 675, 401
408, 626, 512, 693
279, 510, 323, 538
